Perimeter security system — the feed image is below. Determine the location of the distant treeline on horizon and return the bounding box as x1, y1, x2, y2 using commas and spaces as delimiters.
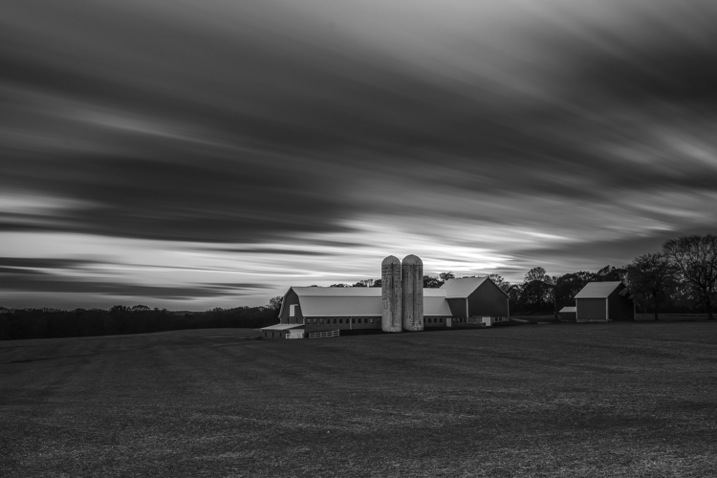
0, 305, 278, 341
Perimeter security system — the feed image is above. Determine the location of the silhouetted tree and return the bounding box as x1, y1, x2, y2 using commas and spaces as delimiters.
269, 296, 283, 310
626, 253, 676, 320
664, 234, 717, 320
423, 275, 443, 288
594, 265, 627, 282
439, 271, 455, 282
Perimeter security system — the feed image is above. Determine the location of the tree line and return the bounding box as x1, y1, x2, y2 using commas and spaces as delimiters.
0, 304, 280, 341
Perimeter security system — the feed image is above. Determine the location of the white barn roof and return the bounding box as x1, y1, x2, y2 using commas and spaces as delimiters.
574, 281, 623, 299
283, 286, 454, 317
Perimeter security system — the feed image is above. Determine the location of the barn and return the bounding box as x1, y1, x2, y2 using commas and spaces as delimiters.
264, 268, 511, 339
441, 277, 510, 326
275, 286, 454, 337
574, 281, 635, 322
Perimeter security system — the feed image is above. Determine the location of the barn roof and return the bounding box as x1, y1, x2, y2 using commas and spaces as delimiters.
299, 295, 382, 317
574, 281, 623, 299
440, 277, 488, 298
284, 286, 453, 317
440, 277, 509, 299
423, 295, 453, 316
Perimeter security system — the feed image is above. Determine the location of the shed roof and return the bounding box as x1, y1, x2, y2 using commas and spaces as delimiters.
261, 323, 304, 331
559, 306, 576, 313
574, 281, 623, 299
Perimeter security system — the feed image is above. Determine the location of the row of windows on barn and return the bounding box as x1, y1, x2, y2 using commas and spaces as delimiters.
303, 317, 467, 325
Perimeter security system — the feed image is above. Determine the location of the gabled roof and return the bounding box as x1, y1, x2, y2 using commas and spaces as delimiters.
440, 277, 509, 299
574, 281, 623, 299
440, 277, 488, 298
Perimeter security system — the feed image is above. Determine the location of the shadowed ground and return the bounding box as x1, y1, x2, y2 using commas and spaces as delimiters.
1, 323, 716, 477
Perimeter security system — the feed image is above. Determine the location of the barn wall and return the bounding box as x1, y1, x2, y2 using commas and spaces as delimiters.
279, 289, 303, 324
446, 298, 467, 318
576, 298, 607, 322
302, 316, 382, 333
608, 290, 635, 321
262, 330, 286, 340
559, 311, 577, 321
468, 282, 509, 317
424, 316, 450, 328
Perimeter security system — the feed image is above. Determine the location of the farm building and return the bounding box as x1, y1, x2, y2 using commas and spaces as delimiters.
574, 281, 635, 322
558, 306, 577, 321
264, 255, 510, 339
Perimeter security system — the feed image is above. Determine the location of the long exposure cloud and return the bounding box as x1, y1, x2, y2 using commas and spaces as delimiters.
2, 0, 717, 307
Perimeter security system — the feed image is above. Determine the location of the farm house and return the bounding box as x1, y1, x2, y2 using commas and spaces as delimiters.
263, 255, 510, 339
574, 281, 635, 322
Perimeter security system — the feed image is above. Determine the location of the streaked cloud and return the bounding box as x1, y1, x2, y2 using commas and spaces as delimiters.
1, 0, 716, 308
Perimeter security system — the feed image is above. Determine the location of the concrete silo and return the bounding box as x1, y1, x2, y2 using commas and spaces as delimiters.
401, 254, 424, 331
381, 255, 403, 333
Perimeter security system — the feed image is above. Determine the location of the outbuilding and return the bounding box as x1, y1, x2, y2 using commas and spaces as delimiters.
261, 323, 305, 340
441, 277, 510, 326
558, 306, 577, 321
574, 281, 634, 322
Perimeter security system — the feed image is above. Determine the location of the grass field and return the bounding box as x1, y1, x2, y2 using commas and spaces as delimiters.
1, 323, 716, 477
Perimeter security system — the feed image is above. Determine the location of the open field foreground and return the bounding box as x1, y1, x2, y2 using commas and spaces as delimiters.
2, 324, 717, 478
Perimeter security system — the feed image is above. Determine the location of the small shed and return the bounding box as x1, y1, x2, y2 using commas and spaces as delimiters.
574, 282, 634, 322
558, 306, 576, 321
261, 323, 304, 340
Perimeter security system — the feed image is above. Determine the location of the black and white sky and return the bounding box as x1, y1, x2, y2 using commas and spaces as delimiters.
2, 0, 717, 309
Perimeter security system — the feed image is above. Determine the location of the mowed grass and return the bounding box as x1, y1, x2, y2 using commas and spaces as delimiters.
1, 323, 716, 478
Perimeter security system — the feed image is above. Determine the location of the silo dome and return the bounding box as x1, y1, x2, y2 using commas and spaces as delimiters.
402, 254, 423, 266
381, 255, 401, 267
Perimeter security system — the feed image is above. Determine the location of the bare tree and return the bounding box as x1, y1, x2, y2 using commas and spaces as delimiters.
663, 234, 717, 320
626, 253, 676, 321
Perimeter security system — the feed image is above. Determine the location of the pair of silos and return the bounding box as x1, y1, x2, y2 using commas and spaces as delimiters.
381, 255, 424, 332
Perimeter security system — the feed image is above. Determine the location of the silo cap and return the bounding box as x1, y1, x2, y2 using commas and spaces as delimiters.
381, 255, 401, 266
402, 254, 423, 265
